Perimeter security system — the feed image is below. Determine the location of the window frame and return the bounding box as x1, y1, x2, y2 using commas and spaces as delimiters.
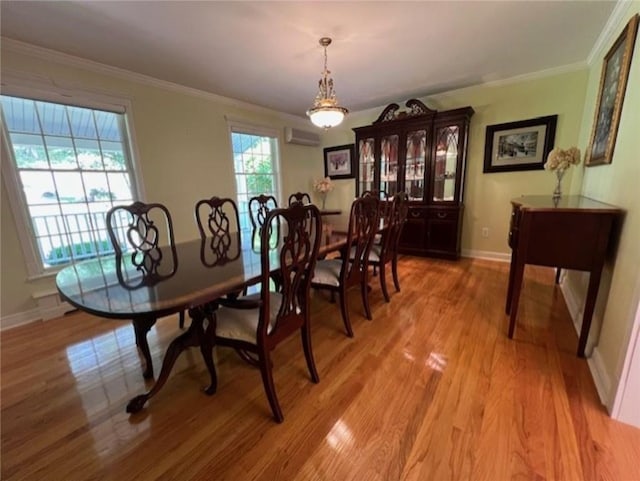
226, 119, 282, 233
1, 81, 145, 279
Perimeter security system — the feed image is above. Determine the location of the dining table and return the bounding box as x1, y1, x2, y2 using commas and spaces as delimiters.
56, 219, 353, 413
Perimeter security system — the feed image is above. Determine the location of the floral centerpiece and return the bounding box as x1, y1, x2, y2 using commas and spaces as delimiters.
313, 177, 334, 209
544, 146, 581, 200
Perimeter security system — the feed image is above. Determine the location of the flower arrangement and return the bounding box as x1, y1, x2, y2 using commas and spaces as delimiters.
313, 177, 334, 209
544, 146, 581, 172
544, 146, 581, 200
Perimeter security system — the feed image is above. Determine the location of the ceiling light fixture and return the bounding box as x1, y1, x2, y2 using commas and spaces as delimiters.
307, 37, 348, 129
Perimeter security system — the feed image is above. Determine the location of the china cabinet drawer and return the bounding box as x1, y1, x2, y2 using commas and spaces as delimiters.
407, 207, 427, 219
427, 209, 459, 221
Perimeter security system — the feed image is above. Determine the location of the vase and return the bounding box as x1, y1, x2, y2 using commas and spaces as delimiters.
552, 169, 565, 201
320, 193, 327, 210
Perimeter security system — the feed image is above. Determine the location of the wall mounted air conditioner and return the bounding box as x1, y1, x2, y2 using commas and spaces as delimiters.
284, 127, 321, 147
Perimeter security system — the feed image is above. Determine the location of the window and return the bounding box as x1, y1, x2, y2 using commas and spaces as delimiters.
229, 127, 281, 239
1, 95, 140, 273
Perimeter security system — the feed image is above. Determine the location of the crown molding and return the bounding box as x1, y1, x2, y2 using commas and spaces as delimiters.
479, 61, 588, 89
1, 37, 310, 126
587, 1, 633, 66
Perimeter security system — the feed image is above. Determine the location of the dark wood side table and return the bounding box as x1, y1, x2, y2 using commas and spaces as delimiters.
505, 195, 622, 357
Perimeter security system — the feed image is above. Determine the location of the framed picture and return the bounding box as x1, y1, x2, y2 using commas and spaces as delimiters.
586, 14, 638, 166
324, 144, 355, 179
483, 115, 557, 173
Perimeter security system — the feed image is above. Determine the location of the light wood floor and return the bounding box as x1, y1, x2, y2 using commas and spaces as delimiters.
2, 257, 639, 480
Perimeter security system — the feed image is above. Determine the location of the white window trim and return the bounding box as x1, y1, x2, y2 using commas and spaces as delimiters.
225, 117, 282, 205
1, 75, 146, 279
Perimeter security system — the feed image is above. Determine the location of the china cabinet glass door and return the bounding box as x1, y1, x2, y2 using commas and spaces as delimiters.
380, 134, 399, 196
432, 125, 459, 202
358, 138, 375, 195
403, 130, 427, 201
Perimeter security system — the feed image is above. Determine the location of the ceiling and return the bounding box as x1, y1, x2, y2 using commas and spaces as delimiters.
1, 1, 616, 118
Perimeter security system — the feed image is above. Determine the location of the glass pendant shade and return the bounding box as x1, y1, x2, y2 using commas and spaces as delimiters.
308, 105, 347, 128
307, 37, 348, 129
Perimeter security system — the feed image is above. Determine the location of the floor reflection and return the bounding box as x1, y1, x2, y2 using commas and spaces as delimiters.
326, 418, 354, 451
65, 324, 151, 456
426, 352, 447, 372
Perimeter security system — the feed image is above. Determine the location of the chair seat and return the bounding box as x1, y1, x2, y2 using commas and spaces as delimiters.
312, 259, 342, 286
216, 292, 283, 344
348, 245, 381, 263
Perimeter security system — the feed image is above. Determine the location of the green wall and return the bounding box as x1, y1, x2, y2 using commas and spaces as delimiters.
565, 4, 640, 407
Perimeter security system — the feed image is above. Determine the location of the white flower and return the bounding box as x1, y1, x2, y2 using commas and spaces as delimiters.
544, 147, 581, 172
313, 177, 334, 194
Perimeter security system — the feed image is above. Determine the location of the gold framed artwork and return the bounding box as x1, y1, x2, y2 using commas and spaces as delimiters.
585, 14, 639, 166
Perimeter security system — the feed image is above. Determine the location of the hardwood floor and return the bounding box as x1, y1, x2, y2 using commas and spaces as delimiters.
2, 257, 639, 480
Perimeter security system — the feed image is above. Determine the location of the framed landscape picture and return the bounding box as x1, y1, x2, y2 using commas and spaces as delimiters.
483, 115, 558, 173
585, 14, 638, 166
324, 144, 355, 179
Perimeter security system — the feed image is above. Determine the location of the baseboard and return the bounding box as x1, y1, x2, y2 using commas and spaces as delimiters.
32, 290, 74, 321
461, 249, 511, 263
560, 278, 584, 334
559, 279, 612, 408
1, 296, 74, 331
1, 309, 42, 331
588, 347, 614, 410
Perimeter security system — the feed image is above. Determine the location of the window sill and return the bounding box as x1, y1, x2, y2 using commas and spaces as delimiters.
27, 269, 62, 282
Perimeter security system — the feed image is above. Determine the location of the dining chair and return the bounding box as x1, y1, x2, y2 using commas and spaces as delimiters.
361, 189, 390, 250
106, 201, 184, 379
195, 196, 241, 267
213, 202, 322, 422
361, 192, 409, 301
288, 192, 312, 206
389, 192, 409, 292
195, 196, 257, 365
311, 195, 380, 337
248, 194, 279, 248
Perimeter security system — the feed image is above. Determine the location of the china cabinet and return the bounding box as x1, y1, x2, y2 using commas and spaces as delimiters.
353, 99, 474, 259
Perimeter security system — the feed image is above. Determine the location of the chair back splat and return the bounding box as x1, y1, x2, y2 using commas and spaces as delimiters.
106, 201, 178, 288
195, 196, 241, 267
288, 192, 312, 206
249, 194, 279, 248
361, 189, 391, 220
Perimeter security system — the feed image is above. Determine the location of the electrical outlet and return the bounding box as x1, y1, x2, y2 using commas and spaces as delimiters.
481, 227, 489, 238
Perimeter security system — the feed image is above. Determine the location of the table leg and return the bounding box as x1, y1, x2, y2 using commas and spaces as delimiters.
555, 268, 562, 285
127, 305, 217, 413
132, 317, 157, 379
505, 250, 518, 315
508, 259, 526, 339
577, 267, 603, 357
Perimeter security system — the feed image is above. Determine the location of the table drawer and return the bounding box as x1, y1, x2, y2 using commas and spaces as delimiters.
508, 206, 521, 249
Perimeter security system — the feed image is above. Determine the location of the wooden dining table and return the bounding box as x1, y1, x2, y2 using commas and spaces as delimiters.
56, 220, 351, 413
